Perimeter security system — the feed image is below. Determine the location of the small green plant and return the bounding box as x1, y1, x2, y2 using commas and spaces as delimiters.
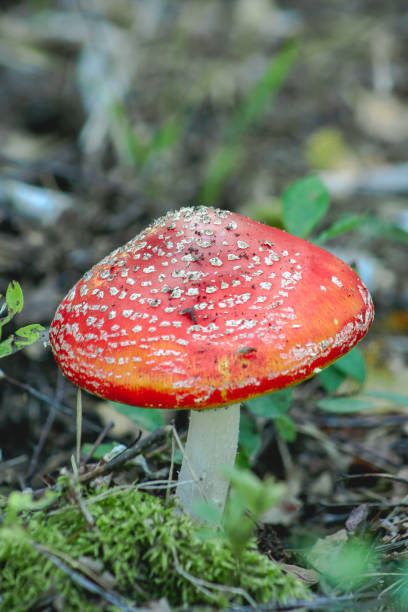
281, 173, 408, 249
0, 281, 45, 359
110, 101, 181, 168
281, 174, 407, 406
241, 174, 379, 448
281, 175, 370, 402
199, 43, 299, 203
194, 466, 286, 558
306, 531, 378, 591
246, 388, 296, 443
298, 507, 408, 609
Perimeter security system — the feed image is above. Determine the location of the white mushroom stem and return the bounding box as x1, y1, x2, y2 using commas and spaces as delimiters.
176, 403, 240, 517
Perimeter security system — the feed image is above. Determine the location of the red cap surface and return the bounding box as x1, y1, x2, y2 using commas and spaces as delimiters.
50, 206, 374, 409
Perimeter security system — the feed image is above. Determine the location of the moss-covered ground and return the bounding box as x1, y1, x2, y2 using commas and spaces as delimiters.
0, 484, 308, 611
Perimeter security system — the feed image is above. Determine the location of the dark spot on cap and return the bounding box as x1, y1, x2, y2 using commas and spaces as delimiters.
179, 307, 197, 323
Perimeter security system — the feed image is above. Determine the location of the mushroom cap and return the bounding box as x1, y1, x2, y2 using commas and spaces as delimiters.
50, 206, 374, 409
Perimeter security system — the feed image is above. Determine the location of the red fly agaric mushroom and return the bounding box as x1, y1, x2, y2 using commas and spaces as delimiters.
50, 206, 374, 515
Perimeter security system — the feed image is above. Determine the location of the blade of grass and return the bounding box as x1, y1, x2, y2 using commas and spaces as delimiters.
146, 116, 181, 162
110, 103, 182, 168
198, 143, 244, 204
110, 100, 147, 166
200, 42, 298, 202
224, 42, 299, 142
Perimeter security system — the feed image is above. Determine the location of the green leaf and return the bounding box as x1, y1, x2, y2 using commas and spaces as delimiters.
222, 466, 262, 507
282, 175, 330, 238
192, 499, 223, 527
6, 281, 24, 315
362, 216, 408, 245
0, 283, 45, 356
15, 324, 45, 345
363, 391, 408, 407
308, 536, 376, 590
317, 397, 372, 413
332, 347, 366, 383
246, 388, 292, 418
0, 324, 45, 358
111, 403, 166, 431
82, 442, 116, 460
0, 339, 13, 358
1, 281, 24, 335
222, 466, 285, 517
238, 413, 261, 463
318, 366, 346, 393
275, 415, 296, 442
314, 214, 368, 245
223, 502, 254, 557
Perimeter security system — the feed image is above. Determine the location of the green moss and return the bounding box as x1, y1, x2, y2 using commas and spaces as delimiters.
0, 486, 308, 610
